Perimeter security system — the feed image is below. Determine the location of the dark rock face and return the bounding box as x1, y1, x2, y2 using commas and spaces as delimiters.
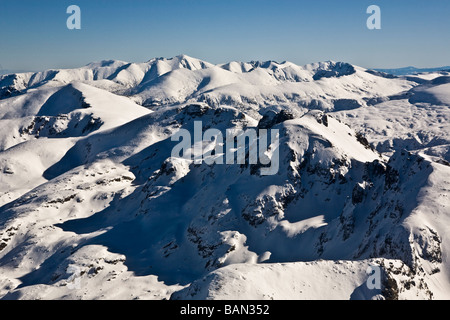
0, 74, 26, 99
352, 184, 365, 205
313, 112, 329, 127
313, 62, 356, 80
0, 87, 20, 99
185, 104, 210, 117
257, 110, 295, 129
356, 132, 373, 150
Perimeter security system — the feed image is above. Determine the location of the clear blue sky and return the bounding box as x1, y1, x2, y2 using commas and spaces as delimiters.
0, 0, 449, 71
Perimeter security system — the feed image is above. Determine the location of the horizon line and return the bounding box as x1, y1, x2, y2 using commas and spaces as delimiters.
1, 55, 450, 75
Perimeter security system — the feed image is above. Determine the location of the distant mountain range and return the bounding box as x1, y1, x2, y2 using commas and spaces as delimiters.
3, 65, 450, 77
374, 66, 450, 76
0, 69, 39, 76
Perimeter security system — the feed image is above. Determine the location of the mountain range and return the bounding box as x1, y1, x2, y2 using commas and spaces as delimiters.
0, 55, 449, 300
374, 66, 450, 76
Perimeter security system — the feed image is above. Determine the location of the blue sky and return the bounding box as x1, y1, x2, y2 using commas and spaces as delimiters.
0, 0, 449, 71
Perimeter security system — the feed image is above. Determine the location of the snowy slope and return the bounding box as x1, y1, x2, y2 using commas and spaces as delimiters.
172, 259, 432, 300
332, 76, 450, 159
0, 81, 150, 207
0, 56, 449, 300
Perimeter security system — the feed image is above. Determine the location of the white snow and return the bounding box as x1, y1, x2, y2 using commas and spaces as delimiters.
1, 56, 449, 300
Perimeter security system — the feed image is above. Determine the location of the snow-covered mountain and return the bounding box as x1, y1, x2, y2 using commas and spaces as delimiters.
374, 66, 450, 76
0, 55, 449, 300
